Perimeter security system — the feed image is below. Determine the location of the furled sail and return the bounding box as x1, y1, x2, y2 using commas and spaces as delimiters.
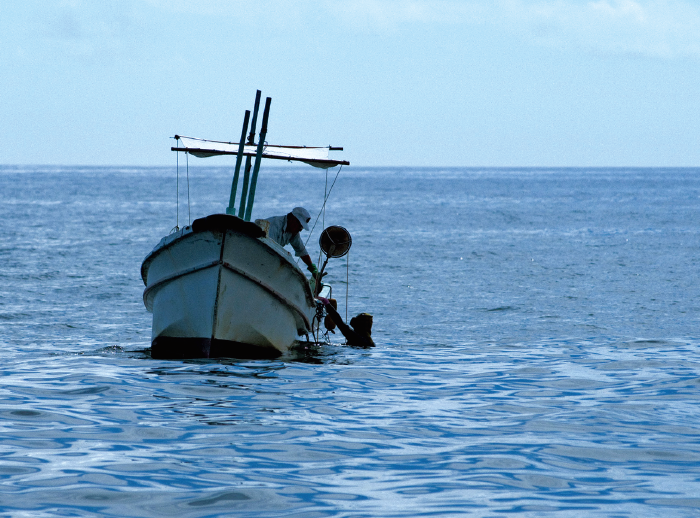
172, 135, 348, 169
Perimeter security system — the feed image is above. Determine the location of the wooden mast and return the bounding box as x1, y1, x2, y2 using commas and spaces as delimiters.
226, 109, 250, 215
238, 90, 262, 219
244, 96, 271, 221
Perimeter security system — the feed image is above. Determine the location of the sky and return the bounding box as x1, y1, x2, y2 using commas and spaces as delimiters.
1, 0, 699, 167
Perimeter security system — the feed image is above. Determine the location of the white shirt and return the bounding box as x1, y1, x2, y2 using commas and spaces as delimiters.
264, 215, 309, 258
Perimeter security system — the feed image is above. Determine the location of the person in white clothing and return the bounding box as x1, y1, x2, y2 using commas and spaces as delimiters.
263, 207, 320, 277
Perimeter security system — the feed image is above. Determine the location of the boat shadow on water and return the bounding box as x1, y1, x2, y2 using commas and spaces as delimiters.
113, 340, 358, 372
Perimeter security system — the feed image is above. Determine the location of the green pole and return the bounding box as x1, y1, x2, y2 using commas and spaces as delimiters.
238, 158, 252, 218
238, 90, 262, 218
226, 110, 250, 215
244, 97, 271, 222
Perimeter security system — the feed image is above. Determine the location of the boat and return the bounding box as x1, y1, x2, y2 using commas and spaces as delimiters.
141, 91, 349, 359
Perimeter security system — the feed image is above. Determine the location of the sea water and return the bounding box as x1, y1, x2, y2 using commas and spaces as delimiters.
1, 165, 699, 517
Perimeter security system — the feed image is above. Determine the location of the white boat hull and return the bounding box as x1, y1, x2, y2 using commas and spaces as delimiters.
141, 215, 317, 359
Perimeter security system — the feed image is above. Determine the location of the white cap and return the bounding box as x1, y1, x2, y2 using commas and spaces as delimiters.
291, 207, 311, 230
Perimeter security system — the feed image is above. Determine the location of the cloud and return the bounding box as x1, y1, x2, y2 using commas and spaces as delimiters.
137, 0, 700, 58
320, 0, 700, 58
39, 1, 140, 62
495, 0, 700, 58
320, 0, 488, 28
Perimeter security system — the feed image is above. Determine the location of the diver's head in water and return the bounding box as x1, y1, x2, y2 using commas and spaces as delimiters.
350, 313, 373, 337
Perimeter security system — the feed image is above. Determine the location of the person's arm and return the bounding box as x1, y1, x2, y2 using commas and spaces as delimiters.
300, 254, 313, 268
290, 234, 320, 276
324, 303, 353, 338
321, 300, 374, 348
289, 233, 309, 258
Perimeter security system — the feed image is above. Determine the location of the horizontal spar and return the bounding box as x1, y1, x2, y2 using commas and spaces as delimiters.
171, 147, 349, 167
171, 137, 349, 168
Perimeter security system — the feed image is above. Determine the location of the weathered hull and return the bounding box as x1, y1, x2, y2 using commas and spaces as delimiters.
141, 215, 316, 359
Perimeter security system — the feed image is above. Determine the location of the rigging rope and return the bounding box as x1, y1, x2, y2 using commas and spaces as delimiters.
323, 167, 328, 230
186, 152, 191, 226
298, 164, 349, 326
315, 166, 331, 270
174, 139, 180, 233
304, 164, 343, 248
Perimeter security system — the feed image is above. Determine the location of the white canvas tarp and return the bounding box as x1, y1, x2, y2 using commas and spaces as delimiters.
172, 136, 348, 169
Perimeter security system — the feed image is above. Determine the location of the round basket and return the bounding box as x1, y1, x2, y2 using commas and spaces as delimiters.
319, 226, 352, 258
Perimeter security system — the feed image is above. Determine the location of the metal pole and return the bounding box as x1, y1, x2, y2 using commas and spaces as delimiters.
244, 97, 271, 221
238, 90, 261, 218
226, 110, 250, 215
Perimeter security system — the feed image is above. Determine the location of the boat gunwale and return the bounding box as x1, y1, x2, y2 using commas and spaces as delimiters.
142, 258, 219, 310
220, 260, 312, 330
141, 213, 266, 284
141, 216, 317, 335
141, 226, 192, 285
142, 258, 312, 331
142, 227, 315, 304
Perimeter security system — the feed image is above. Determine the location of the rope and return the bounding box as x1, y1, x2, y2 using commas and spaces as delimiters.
316, 167, 330, 268
174, 140, 180, 232
323, 167, 328, 230
346, 250, 349, 321
304, 165, 343, 248
310, 301, 324, 345
186, 152, 191, 226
